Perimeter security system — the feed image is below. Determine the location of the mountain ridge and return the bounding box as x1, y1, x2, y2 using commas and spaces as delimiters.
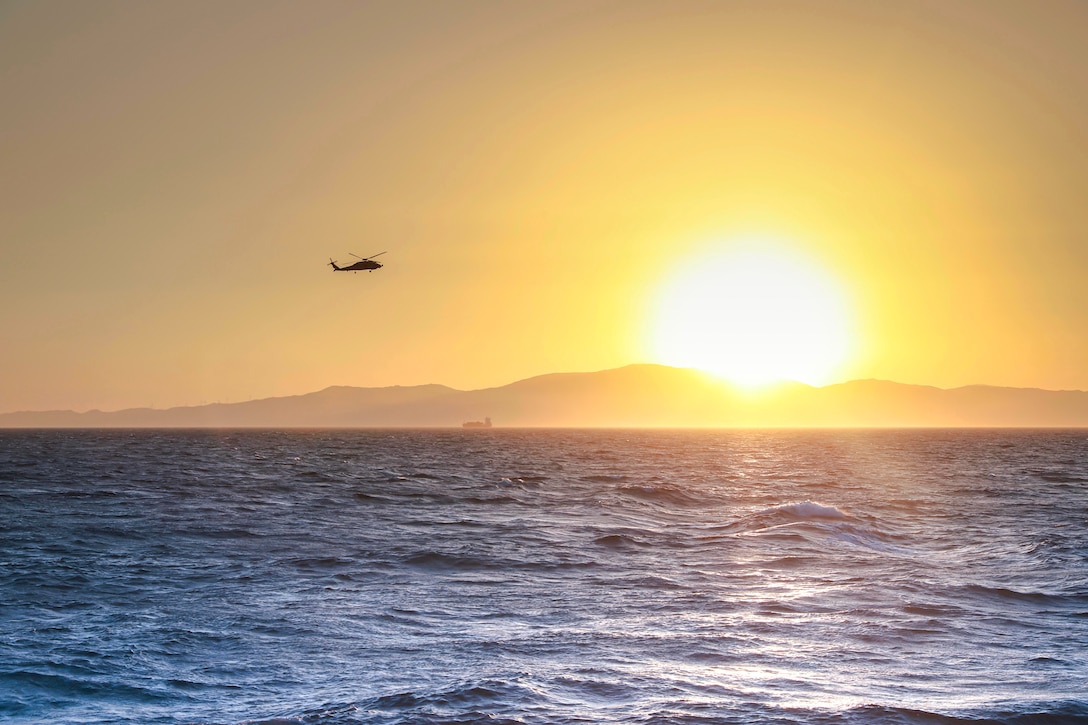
2, 364, 1087, 428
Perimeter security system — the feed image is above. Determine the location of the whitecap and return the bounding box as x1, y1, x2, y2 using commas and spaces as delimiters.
767, 501, 848, 519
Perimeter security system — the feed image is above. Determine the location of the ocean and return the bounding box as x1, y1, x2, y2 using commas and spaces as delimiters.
1, 429, 1086, 724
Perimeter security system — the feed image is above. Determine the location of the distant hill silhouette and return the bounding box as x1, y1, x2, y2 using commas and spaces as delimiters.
2, 365, 1087, 428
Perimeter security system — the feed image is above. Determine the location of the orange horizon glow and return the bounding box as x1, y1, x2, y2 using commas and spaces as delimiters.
2, 2, 1087, 413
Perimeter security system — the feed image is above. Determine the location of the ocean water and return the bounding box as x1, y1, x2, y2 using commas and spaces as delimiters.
1, 429, 1087, 725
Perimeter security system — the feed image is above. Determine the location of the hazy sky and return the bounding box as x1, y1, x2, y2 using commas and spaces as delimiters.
3, 0, 1088, 412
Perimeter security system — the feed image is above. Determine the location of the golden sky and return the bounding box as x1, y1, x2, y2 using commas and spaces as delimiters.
3, 0, 1087, 412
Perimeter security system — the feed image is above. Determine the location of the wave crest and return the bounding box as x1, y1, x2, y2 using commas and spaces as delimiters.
763, 501, 848, 520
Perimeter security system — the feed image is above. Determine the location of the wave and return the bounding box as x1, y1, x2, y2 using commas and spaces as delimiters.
616, 484, 705, 506
234, 699, 1088, 725
830, 702, 1088, 724
737, 501, 917, 555
294, 470, 343, 483
352, 491, 395, 503
402, 551, 493, 571
282, 556, 356, 572
737, 500, 850, 535
767, 501, 849, 519
955, 583, 1088, 608
499, 476, 546, 486
593, 533, 657, 549
244, 677, 544, 725
1026, 467, 1088, 484
0, 669, 170, 703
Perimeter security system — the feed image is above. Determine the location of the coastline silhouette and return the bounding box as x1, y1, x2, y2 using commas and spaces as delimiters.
3, 365, 1087, 428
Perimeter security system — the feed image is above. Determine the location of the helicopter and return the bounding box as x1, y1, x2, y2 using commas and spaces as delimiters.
329, 251, 386, 273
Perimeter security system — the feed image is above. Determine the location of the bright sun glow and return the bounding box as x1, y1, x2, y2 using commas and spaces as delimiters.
649, 245, 853, 387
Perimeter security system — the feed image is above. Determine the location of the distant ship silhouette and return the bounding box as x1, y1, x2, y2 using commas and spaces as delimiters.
462, 417, 492, 429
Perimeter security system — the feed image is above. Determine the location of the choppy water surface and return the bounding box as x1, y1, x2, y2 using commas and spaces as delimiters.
1, 429, 1087, 724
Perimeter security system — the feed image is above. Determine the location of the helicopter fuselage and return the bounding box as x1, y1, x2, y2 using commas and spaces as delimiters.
329, 251, 386, 273
335, 260, 381, 272
330, 260, 382, 272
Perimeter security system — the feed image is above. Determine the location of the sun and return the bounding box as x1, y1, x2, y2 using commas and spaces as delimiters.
647, 245, 854, 388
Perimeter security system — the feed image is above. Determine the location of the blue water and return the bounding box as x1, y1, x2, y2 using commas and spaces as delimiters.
1, 429, 1087, 724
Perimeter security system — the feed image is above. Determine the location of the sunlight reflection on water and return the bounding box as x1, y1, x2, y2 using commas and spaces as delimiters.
1, 429, 1086, 724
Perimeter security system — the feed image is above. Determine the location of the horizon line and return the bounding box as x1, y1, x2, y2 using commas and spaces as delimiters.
3, 363, 1088, 417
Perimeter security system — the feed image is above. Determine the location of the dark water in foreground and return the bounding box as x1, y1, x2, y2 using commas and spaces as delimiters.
1, 429, 1087, 724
